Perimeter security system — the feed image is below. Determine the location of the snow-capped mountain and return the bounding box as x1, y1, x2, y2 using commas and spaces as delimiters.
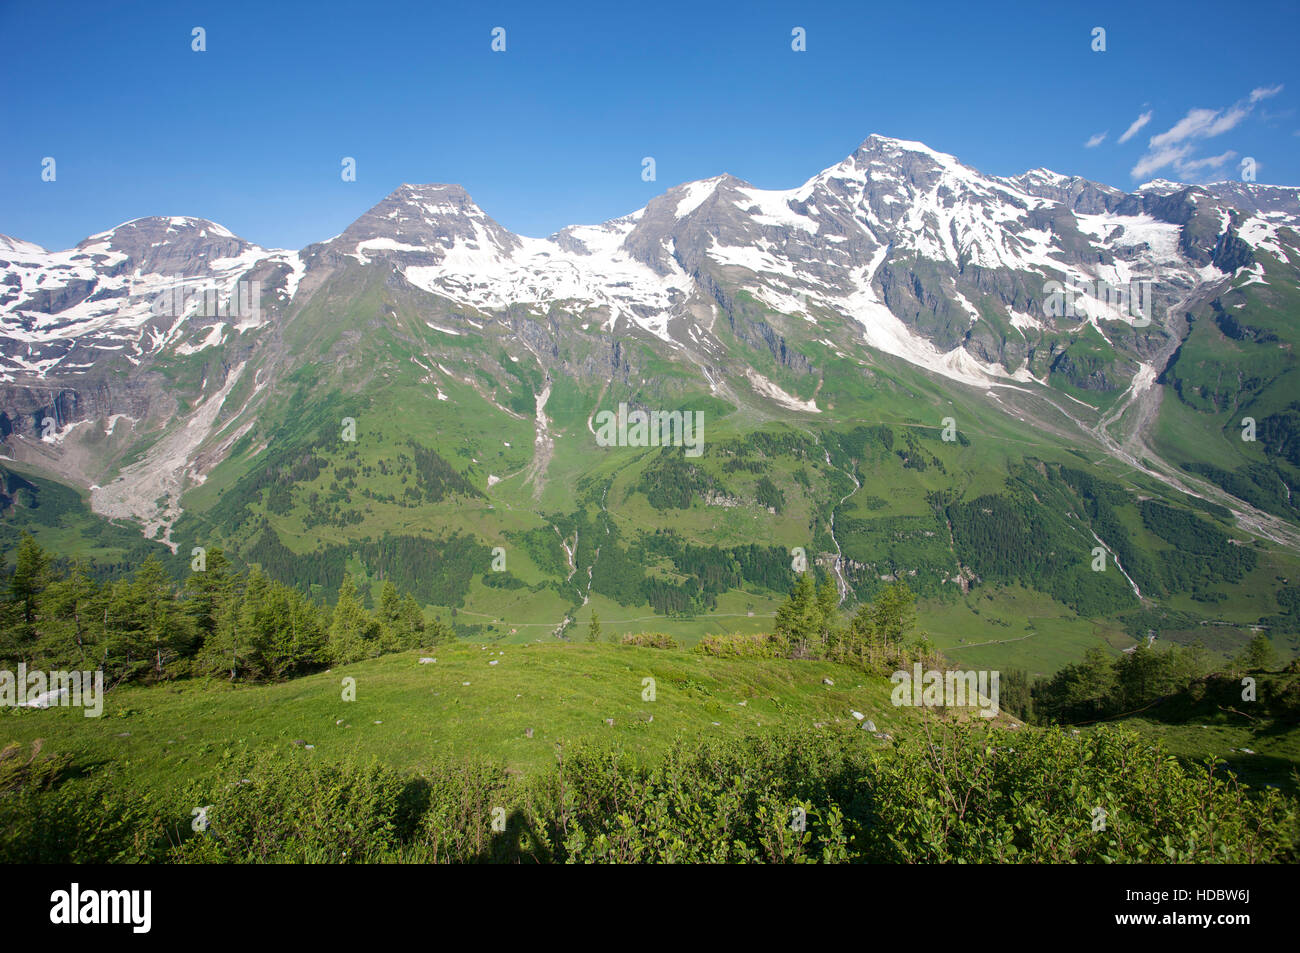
6, 135, 1295, 388
0, 216, 302, 380
281, 134, 1297, 388
2, 134, 1297, 546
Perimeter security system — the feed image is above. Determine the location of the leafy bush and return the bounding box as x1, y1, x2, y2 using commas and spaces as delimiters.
0, 742, 180, 863
621, 632, 678, 649
863, 724, 1296, 863
694, 632, 787, 659
2, 726, 1295, 864
171, 754, 427, 863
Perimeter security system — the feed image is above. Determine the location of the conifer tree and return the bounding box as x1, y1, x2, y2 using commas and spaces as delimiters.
1237, 632, 1276, 673
134, 555, 191, 677
37, 559, 102, 667
815, 576, 840, 653
775, 573, 820, 655
7, 532, 50, 657
328, 574, 378, 664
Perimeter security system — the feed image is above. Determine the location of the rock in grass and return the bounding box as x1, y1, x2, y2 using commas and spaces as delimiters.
419, 657, 436, 664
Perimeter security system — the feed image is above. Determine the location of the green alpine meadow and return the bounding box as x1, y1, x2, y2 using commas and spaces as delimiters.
3, 2, 1299, 876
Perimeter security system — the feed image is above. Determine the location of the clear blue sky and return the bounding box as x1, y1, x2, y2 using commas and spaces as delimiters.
2, 0, 1297, 251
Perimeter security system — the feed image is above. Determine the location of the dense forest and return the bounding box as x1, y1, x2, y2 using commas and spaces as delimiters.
934, 462, 1265, 615
245, 524, 489, 606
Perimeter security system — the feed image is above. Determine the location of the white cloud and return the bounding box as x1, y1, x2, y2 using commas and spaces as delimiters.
1117, 110, 1153, 144
1085, 131, 1108, 148
1131, 144, 1192, 179
1132, 86, 1283, 180
1205, 103, 1251, 137
1150, 107, 1222, 148
1176, 150, 1237, 174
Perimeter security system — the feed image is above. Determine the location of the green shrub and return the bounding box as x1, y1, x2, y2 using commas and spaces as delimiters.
0, 742, 180, 863
3, 725, 1295, 864
694, 632, 787, 659
621, 632, 678, 649
862, 724, 1297, 863
170, 754, 426, 863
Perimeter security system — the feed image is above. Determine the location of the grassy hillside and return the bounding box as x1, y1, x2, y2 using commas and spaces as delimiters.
0, 642, 942, 791
5, 645, 1297, 865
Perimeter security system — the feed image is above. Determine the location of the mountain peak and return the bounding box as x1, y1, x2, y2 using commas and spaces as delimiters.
1020, 167, 1076, 184
81, 216, 239, 245
1136, 178, 1188, 194
0, 234, 47, 258
854, 133, 964, 168
390, 182, 476, 205
661, 174, 751, 219
360, 182, 494, 223
63, 216, 257, 279
323, 182, 520, 263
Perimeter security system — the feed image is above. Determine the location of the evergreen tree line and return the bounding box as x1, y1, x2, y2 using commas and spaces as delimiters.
0, 533, 450, 685
1026, 634, 1283, 725
636, 530, 802, 613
